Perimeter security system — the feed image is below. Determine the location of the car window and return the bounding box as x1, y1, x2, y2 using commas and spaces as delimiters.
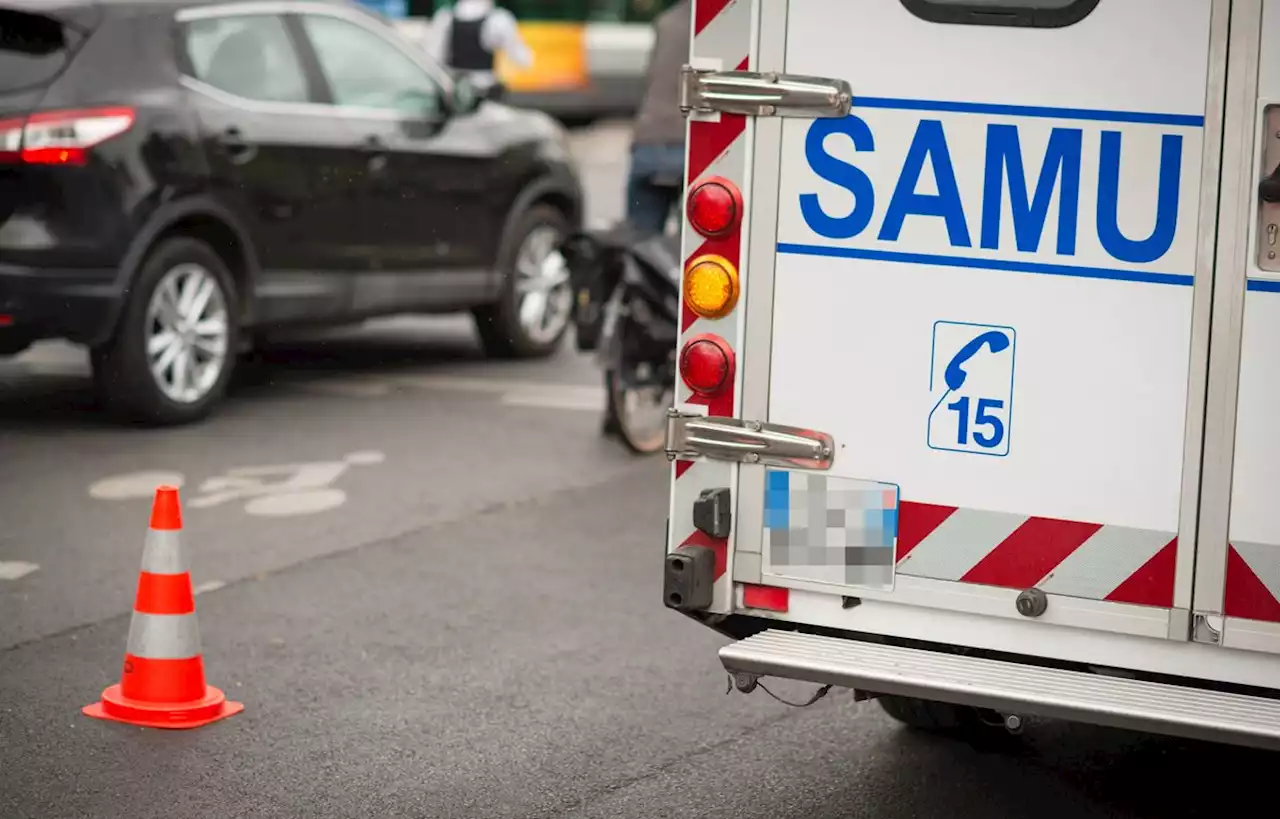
180, 14, 309, 103
0, 8, 84, 94
299, 13, 441, 116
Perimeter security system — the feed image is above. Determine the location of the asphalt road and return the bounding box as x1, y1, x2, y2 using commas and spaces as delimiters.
1, 121, 1275, 819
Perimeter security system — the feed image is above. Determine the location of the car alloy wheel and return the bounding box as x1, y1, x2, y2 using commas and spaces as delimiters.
144, 262, 230, 405
514, 224, 572, 347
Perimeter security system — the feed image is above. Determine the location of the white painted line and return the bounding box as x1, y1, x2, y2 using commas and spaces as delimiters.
193, 579, 225, 595
0, 561, 39, 581
396, 374, 604, 398
501, 385, 605, 412
89, 471, 185, 500
393, 374, 514, 393
16, 362, 86, 377
301, 379, 392, 398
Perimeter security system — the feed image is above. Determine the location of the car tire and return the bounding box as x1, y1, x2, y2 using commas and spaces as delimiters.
473, 203, 573, 359
92, 236, 239, 426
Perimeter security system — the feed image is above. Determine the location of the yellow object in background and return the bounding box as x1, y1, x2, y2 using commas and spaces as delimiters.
495, 23, 587, 92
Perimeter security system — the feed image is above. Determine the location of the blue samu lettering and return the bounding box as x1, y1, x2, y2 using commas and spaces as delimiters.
800, 114, 1184, 266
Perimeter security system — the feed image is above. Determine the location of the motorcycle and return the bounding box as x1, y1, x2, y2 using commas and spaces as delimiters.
549, 218, 682, 454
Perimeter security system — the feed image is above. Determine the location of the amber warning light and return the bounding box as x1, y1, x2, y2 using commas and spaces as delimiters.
683, 254, 739, 319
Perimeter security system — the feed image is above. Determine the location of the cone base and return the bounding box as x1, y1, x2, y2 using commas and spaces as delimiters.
83, 683, 243, 730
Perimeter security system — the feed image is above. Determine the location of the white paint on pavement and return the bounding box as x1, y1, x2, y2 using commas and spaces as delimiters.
0, 561, 39, 581
344, 451, 386, 466
302, 378, 393, 398
187, 450, 385, 517
89, 451, 385, 519
193, 579, 225, 595
89, 471, 185, 500
393, 374, 514, 393
244, 488, 347, 517
501, 385, 605, 412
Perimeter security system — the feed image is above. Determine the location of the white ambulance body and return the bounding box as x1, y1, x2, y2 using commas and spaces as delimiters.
662, 0, 1280, 748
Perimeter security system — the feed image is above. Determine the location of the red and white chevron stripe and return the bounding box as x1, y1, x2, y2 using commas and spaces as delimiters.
668, 0, 754, 615
897, 502, 1178, 607
1226, 542, 1280, 623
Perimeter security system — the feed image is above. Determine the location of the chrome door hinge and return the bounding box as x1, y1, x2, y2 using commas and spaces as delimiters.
1192, 612, 1223, 645
665, 410, 834, 470
679, 66, 852, 119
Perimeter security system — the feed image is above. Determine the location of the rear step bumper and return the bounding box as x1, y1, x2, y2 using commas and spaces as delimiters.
719, 630, 1280, 750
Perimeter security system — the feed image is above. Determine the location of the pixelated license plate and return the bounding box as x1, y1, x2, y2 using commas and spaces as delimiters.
763, 469, 898, 591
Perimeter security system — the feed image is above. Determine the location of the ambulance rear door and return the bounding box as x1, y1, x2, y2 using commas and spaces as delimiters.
732, 0, 1228, 645
1196, 0, 1280, 656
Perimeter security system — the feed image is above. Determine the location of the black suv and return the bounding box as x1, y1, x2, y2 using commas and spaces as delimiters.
0, 0, 583, 424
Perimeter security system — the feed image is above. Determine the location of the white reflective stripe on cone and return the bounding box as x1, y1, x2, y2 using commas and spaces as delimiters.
140, 528, 188, 575
126, 611, 202, 660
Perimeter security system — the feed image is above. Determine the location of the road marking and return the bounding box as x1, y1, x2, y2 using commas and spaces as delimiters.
300, 378, 393, 397
90, 451, 385, 518
193, 579, 225, 595
0, 561, 39, 581
392, 374, 516, 393
501, 384, 604, 412
89, 471, 186, 500
289, 372, 610, 414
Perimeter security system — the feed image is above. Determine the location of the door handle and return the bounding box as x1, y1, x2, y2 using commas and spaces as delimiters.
218, 127, 257, 164
1262, 163, 1280, 203
363, 135, 387, 173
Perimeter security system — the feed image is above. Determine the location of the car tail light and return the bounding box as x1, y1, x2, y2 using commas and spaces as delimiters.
686, 176, 742, 238
0, 118, 23, 163
0, 106, 135, 166
679, 333, 735, 396
683, 254, 739, 319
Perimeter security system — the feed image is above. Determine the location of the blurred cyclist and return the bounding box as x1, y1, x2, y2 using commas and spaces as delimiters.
428, 0, 533, 101
626, 0, 691, 236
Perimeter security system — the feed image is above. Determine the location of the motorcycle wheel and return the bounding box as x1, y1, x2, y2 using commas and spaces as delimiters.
606, 366, 672, 455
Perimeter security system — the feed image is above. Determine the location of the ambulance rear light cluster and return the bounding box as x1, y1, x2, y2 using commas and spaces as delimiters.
678, 176, 743, 396
0, 107, 135, 166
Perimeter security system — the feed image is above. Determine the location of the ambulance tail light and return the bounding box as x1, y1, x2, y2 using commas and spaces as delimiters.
686, 177, 742, 238
682, 254, 739, 319
679, 333, 735, 396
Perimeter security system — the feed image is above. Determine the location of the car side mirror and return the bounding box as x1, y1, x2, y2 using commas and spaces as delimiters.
448, 74, 482, 116
395, 88, 448, 139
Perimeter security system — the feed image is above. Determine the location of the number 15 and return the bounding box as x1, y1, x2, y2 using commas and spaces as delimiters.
946, 397, 1005, 448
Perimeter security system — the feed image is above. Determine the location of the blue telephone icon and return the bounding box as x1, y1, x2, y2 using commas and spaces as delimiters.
944, 330, 1010, 391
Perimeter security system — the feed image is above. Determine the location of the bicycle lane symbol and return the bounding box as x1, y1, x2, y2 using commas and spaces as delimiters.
87, 451, 386, 517
927, 322, 1017, 457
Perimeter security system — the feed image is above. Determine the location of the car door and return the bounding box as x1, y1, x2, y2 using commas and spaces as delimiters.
175, 8, 365, 322
291, 7, 494, 309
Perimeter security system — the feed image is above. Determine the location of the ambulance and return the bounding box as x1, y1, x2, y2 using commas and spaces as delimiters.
662, 0, 1280, 749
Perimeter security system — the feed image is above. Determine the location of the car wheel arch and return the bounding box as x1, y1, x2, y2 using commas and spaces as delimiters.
119, 198, 260, 327
501, 175, 581, 245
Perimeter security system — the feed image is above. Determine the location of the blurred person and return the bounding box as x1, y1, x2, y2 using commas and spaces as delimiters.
626, 0, 690, 236
427, 0, 533, 101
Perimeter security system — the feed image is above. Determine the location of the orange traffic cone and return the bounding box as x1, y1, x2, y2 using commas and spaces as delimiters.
83, 485, 243, 729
